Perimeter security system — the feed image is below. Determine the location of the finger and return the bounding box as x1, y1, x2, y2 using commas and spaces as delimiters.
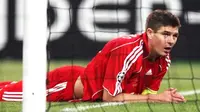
172, 94, 186, 102
176, 92, 185, 100
169, 88, 177, 95
172, 93, 183, 100
172, 92, 186, 101
172, 97, 185, 103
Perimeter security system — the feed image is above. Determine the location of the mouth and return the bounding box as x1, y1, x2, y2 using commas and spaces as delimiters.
164, 47, 172, 53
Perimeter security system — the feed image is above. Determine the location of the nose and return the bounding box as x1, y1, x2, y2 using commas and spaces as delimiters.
167, 35, 176, 46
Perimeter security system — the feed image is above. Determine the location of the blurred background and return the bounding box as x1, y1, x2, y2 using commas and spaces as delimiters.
0, 0, 200, 112
0, 0, 200, 60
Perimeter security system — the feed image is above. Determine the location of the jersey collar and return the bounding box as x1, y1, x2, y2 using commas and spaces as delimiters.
142, 32, 150, 58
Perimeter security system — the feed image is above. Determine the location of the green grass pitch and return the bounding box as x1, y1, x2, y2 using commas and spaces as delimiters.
0, 59, 200, 112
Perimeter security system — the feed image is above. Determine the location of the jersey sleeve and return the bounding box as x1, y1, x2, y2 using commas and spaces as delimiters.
102, 51, 127, 96
103, 39, 143, 96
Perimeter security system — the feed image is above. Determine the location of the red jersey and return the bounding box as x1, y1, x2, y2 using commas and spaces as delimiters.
81, 32, 171, 101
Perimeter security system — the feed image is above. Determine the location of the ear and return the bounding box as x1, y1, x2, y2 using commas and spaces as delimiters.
146, 28, 153, 39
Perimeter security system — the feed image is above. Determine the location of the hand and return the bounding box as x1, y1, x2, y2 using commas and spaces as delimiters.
158, 88, 186, 103
168, 88, 186, 103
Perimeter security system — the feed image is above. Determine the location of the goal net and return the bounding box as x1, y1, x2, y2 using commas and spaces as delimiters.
0, 0, 200, 112
45, 0, 200, 112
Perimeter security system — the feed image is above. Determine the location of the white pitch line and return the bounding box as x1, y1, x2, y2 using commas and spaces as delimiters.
61, 89, 200, 112
179, 89, 200, 96
61, 102, 125, 112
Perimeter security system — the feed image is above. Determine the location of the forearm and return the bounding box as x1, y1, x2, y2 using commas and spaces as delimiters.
123, 93, 160, 102
103, 92, 161, 102
103, 88, 186, 103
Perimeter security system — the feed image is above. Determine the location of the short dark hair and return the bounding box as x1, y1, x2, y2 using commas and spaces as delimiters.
145, 9, 181, 32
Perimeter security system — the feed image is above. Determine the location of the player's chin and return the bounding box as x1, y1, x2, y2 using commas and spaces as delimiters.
160, 51, 169, 56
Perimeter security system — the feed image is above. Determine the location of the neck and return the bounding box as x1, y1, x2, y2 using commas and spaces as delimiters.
147, 52, 159, 62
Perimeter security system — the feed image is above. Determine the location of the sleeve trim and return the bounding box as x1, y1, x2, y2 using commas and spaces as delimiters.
141, 88, 157, 95
103, 86, 116, 96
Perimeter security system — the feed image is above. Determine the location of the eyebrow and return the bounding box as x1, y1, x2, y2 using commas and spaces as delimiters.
162, 31, 179, 36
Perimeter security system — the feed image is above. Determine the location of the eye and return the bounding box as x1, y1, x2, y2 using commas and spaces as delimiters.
173, 34, 179, 38
161, 32, 171, 38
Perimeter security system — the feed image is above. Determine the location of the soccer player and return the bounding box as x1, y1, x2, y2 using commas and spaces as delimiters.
0, 9, 186, 103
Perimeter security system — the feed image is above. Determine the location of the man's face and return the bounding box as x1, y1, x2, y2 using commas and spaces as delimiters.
147, 26, 179, 57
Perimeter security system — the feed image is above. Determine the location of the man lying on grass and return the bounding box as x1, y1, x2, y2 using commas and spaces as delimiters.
0, 9, 186, 103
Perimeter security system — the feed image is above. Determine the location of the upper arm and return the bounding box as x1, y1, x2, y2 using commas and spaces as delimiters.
103, 45, 143, 97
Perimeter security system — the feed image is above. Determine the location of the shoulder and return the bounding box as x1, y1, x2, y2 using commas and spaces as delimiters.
112, 34, 142, 43
104, 34, 143, 52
